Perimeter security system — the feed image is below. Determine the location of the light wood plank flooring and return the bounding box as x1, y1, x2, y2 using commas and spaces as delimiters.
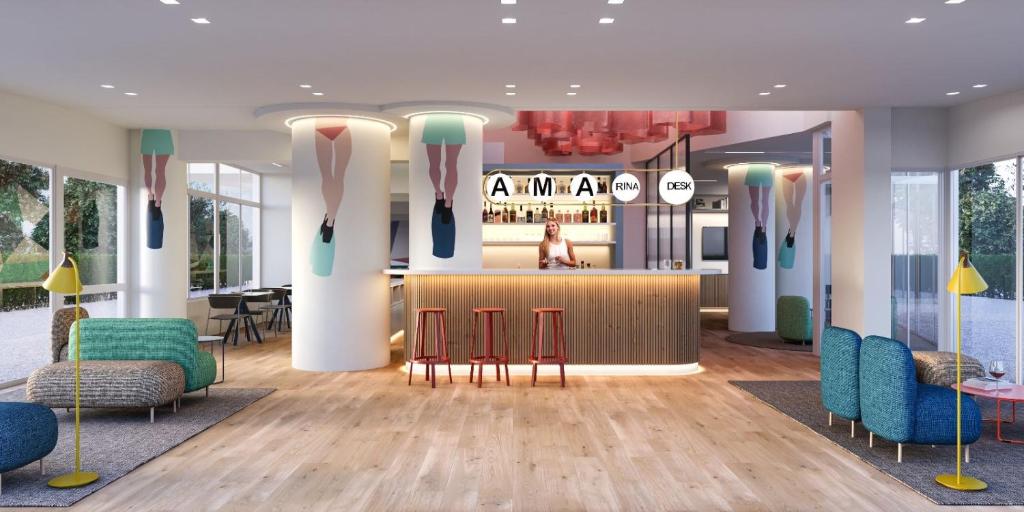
8, 312, 1022, 511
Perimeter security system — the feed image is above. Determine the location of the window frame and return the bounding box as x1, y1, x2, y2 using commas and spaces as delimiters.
186, 163, 261, 298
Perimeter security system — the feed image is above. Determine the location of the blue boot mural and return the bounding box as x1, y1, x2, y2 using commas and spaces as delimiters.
753, 225, 768, 270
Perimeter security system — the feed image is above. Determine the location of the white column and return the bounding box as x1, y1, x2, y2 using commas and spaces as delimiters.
775, 165, 813, 300
130, 129, 187, 318
728, 163, 776, 332
830, 108, 893, 337
290, 116, 392, 371
407, 113, 484, 269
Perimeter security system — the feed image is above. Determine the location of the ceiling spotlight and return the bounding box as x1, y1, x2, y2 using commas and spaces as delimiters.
972, 83, 988, 88
773, 84, 787, 88
758, 92, 771, 96
159, 0, 180, 4
608, 0, 625, 4
724, 151, 766, 155
312, 92, 324, 96
505, 84, 516, 88
945, 0, 966, 4
905, 17, 926, 24
191, 17, 210, 24
569, 84, 581, 88
599, 17, 615, 24
500, 0, 517, 4
271, 162, 283, 168
506, 92, 516, 96
566, 92, 578, 96
502, 17, 517, 24
299, 84, 312, 88
124, 92, 138, 96
100, 84, 115, 89
946, 91, 961, 96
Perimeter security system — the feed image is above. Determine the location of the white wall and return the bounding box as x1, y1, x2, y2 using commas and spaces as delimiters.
261, 174, 292, 287
176, 129, 291, 164
948, 89, 1024, 168
0, 89, 129, 179
892, 108, 948, 170
691, 212, 729, 273
688, 111, 833, 154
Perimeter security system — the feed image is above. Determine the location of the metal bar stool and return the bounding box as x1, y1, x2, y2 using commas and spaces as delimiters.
407, 308, 452, 388
529, 307, 567, 387
469, 307, 510, 387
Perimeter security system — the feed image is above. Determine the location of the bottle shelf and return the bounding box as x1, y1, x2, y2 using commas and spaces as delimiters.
483, 222, 615, 227
482, 241, 616, 246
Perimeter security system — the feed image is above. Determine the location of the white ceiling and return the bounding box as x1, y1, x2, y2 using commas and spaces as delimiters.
2, 0, 1021, 130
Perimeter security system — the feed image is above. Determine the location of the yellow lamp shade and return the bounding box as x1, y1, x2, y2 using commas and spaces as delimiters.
43, 254, 82, 294
947, 255, 988, 295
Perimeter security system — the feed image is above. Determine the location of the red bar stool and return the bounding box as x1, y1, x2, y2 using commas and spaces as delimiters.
407, 307, 452, 388
469, 307, 510, 387
529, 307, 567, 387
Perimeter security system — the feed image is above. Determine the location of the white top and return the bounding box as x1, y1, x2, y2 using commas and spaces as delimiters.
546, 238, 572, 269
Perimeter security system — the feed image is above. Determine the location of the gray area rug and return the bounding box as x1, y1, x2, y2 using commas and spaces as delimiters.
0, 386, 274, 507
724, 332, 812, 352
731, 380, 1024, 506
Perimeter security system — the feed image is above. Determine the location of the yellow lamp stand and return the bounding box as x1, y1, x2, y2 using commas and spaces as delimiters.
935, 253, 987, 492
42, 254, 100, 489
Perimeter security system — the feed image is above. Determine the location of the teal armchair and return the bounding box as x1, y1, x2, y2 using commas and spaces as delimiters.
70, 318, 216, 393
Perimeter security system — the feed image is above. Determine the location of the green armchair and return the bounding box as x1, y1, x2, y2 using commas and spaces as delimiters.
776, 296, 812, 344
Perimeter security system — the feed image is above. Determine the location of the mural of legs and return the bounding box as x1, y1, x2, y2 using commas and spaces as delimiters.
422, 114, 466, 259
140, 129, 174, 249
778, 170, 807, 269
745, 164, 773, 270
310, 118, 351, 277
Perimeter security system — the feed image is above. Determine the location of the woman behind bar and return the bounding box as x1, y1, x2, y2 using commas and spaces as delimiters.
538, 219, 576, 270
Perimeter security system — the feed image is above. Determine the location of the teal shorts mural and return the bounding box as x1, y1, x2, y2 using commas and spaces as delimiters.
140, 129, 174, 250
744, 164, 773, 270
421, 114, 466, 259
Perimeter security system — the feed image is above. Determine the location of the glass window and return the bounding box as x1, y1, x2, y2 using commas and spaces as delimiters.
189, 195, 215, 297
891, 172, 941, 350
187, 162, 216, 194
958, 159, 1018, 382
0, 159, 51, 386
64, 177, 118, 286
240, 205, 257, 288
219, 164, 242, 199
219, 202, 241, 292
63, 291, 123, 318
239, 170, 259, 202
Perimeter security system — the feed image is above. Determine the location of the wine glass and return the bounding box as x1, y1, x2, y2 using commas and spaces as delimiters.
989, 360, 1007, 391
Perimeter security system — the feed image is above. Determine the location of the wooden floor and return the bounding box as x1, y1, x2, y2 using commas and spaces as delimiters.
11, 312, 1023, 512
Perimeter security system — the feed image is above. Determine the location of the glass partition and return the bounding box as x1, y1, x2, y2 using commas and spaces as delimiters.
891, 172, 941, 350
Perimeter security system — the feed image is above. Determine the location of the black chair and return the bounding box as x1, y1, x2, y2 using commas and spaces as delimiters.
206, 294, 255, 346
243, 290, 274, 339
263, 288, 292, 336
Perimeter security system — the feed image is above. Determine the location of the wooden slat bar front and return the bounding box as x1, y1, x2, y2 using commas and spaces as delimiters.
395, 270, 706, 365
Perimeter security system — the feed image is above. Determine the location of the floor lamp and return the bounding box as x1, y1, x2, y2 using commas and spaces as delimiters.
42, 253, 100, 489
935, 251, 987, 492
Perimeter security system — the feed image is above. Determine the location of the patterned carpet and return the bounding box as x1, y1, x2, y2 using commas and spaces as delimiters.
0, 386, 273, 507
731, 380, 1024, 506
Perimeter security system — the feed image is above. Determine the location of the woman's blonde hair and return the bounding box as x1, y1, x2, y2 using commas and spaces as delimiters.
539, 218, 561, 255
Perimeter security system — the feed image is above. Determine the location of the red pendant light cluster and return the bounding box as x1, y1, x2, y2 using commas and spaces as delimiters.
511, 111, 727, 156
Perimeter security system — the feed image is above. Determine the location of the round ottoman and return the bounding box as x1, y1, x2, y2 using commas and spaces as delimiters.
0, 402, 58, 492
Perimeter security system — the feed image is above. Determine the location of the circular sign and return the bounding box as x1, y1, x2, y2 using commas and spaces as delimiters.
611, 173, 641, 202
569, 173, 598, 200
529, 172, 555, 201
485, 172, 514, 203
658, 169, 695, 205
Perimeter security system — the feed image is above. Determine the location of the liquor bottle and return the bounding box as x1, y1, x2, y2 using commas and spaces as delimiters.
599, 204, 608, 223
573, 207, 582, 224
541, 203, 548, 221
487, 204, 495, 223
515, 178, 523, 194
509, 204, 516, 223
581, 204, 589, 223
501, 204, 508, 223
482, 203, 489, 223
526, 204, 534, 223
590, 201, 598, 223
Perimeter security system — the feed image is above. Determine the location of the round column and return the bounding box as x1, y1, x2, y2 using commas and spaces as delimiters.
774, 165, 812, 300
290, 116, 392, 371
727, 163, 776, 332
407, 112, 484, 269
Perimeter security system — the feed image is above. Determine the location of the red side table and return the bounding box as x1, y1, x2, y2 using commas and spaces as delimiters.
956, 382, 1023, 444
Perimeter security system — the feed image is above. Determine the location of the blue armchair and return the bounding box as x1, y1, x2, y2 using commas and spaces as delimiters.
1, 402, 58, 495
820, 326, 862, 437
860, 335, 981, 463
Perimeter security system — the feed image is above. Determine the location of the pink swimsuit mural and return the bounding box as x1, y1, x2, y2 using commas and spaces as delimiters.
778, 169, 807, 269
310, 118, 351, 277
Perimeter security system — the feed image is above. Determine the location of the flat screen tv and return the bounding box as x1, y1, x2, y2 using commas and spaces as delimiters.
702, 226, 728, 261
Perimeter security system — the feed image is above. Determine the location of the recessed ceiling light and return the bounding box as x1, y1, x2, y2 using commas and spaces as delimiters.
905, 17, 926, 24
124, 92, 138, 96
945, 0, 966, 4
972, 83, 988, 88
502, 17, 517, 24
758, 92, 771, 96
100, 84, 115, 89
946, 91, 961, 96
608, 0, 625, 4
505, 92, 516, 96
566, 92, 578, 96
500, 0, 517, 4
599, 17, 615, 24
160, 0, 180, 4
299, 84, 312, 88
724, 151, 766, 154
312, 92, 324, 96
773, 84, 787, 88
271, 162, 283, 168
191, 17, 210, 24
569, 84, 581, 88
505, 84, 516, 88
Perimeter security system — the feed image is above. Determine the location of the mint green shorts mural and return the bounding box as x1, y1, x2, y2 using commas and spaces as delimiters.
140, 129, 174, 155
421, 114, 467, 145
743, 164, 774, 187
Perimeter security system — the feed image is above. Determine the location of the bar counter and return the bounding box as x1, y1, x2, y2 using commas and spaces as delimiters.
385, 269, 718, 366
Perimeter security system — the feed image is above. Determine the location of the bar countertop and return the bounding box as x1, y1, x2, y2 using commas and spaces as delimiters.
385, 268, 721, 276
